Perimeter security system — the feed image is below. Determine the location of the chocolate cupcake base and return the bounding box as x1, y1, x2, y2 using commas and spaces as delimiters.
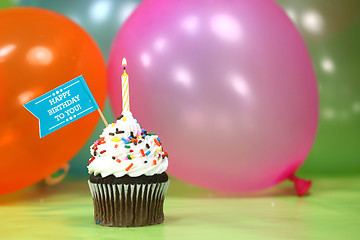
88, 180, 169, 227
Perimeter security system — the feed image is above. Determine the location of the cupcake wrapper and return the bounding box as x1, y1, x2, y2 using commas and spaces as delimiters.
88, 180, 170, 227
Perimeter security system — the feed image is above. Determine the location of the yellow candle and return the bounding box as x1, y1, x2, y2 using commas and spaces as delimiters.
121, 58, 130, 111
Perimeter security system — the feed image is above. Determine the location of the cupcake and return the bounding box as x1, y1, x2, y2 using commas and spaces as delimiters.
87, 110, 169, 227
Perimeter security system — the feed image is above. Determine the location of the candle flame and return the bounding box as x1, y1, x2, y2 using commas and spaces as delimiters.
122, 58, 127, 68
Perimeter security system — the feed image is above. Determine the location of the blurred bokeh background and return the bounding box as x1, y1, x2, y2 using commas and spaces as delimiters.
1, 2, 359, 239
1, 0, 359, 191
275, 0, 360, 176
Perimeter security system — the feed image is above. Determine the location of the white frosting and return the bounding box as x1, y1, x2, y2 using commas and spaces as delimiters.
87, 111, 168, 178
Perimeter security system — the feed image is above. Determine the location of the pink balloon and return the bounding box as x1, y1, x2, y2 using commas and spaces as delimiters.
108, 0, 318, 192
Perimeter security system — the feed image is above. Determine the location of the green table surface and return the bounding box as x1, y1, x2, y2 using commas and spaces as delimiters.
1, 176, 359, 240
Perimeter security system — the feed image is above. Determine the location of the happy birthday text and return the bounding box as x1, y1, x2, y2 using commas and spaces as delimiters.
47, 90, 82, 121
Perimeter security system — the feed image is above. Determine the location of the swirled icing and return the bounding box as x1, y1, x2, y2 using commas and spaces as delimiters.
87, 111, 168, 178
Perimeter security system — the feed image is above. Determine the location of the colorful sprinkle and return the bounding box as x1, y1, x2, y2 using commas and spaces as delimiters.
145, 150, 151, 156
111, 123, 115, 127
109, 133, 115, 136
127, 154, 131, 159
130, 149, 134, 153
100, 150, 106, 154
153, 160, 157, 165
121, 138, 128, 143
124, 145, 130, 149
144, 161, 148, 163
117, 115, 123, 120
142, 134, 146, 138
146, 144, 150, 149
89, 157, 95, 164
116, 159, 121, 163
115, 128, 125, 134
112, 156, 116, 160
157, 138, 161, 142
115, 144, 118, 148
125, 163, 133, 171
140, 149, 145, 157
111, 137, 121, 142
148, 133, 156, 136
122, 117, 127, 121
154, 139, 161, 146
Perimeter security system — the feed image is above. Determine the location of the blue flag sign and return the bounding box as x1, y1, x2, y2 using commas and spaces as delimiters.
24, 75, 99, 138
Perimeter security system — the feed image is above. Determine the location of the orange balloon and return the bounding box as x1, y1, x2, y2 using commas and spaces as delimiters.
0, 7, 107, 195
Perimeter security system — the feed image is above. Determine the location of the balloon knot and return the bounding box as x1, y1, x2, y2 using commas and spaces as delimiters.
288, 173, 312, 197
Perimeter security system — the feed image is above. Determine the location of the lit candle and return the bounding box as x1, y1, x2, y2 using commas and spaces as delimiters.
121, 58, 130, 111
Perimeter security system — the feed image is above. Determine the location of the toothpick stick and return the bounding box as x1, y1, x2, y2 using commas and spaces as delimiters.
97, 109, 108, 126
